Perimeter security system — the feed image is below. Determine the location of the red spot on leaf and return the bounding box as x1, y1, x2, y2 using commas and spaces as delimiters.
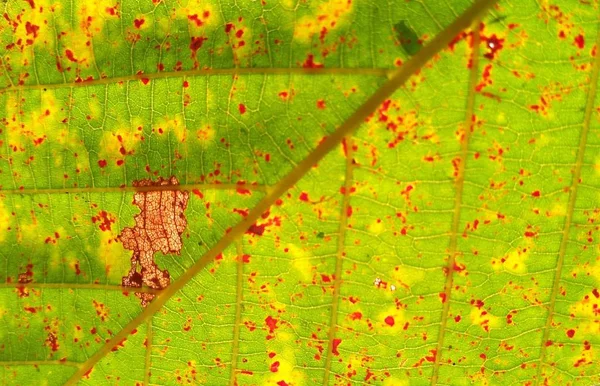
299, 192, 309, 202
384, 316, 395, 326
270, 361, 280, 372
140, 78, 149, 85
349, 312, 362, 320
332, 338, 341, 355
265, 316, 278, 334
574, 34, 585, 49
532, 190, 540, 197
566, 329, 575, 338
98, 159, 107, 168
190, 36, 208, 56
439, 292, 447, 303
238, 103, 246, 115
65, 49, 77, 62
302, 54, 323, 68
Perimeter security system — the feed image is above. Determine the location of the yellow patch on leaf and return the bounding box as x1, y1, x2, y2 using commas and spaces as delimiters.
97, 229, 128, 281
196, 125, 215, 147
469, 307, 500, 332
391, 264, 425, 287
569, 290, 600, 335
0, 198, 11, 243
492, 242, 533, 273
155, 115, 187, 143
290, 244, 314, 281
294, 0, 353, 43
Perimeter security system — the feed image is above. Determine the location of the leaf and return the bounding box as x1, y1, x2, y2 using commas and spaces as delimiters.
1, 0, 599, 385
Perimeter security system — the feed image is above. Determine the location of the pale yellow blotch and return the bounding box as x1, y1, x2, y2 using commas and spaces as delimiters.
196, 125, 215, 147
383, 378, 409, 386
99, 126, 142, 160
469, 307, 500, 331
177, 2, 219, 29
97, 229, 128, 281
10, 0, 59, 54
391, 264, 425, 287
591, 260, 600, 283
593, 156, 600, 175
77, 0, 119, 34
155, 115, 187, 143
290, 244, 314, 281
569, 290, 600, 335
491, 241, 534, 274
547, 202, 567, 218
294, 0, 354, 43
0, 197, 11, 243
368, 220, 385, 235
496, 112, 506, 124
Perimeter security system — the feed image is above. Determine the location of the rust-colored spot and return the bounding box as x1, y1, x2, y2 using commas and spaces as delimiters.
119, 176, 189, 306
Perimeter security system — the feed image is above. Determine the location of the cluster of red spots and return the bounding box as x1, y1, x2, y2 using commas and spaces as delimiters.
224, 19, 247, 53
45, 332, 59, 352
236, 181, 252, 195
187, 10, 210, 27
413, 350, 437, 367
92, 211, 116, 232
302, 54, 324, 68
17, 264, 34, 284
506, 310, 517, 324
92, 300, 109, 321
475, 64, 493, 92
25, 21, 39, 38
285, 138, 294, 150
270, 361, 280, 372
529, 84, 567, 115
105, 6, 118, 16
438, 292, 447, 303
244, 321, 256, 331
44, 232, 61, 244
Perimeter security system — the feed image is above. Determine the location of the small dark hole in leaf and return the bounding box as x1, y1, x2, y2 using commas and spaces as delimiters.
316, 232, 325, 239
394, 20, 421, 56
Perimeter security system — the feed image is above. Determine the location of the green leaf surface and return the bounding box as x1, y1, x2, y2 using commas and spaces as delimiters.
1, 0, 599, 385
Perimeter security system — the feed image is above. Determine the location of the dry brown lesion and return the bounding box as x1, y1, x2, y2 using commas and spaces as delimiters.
119, 176, 189, 306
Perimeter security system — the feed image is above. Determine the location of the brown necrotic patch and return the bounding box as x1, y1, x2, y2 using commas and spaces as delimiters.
119, 176, 189, 306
